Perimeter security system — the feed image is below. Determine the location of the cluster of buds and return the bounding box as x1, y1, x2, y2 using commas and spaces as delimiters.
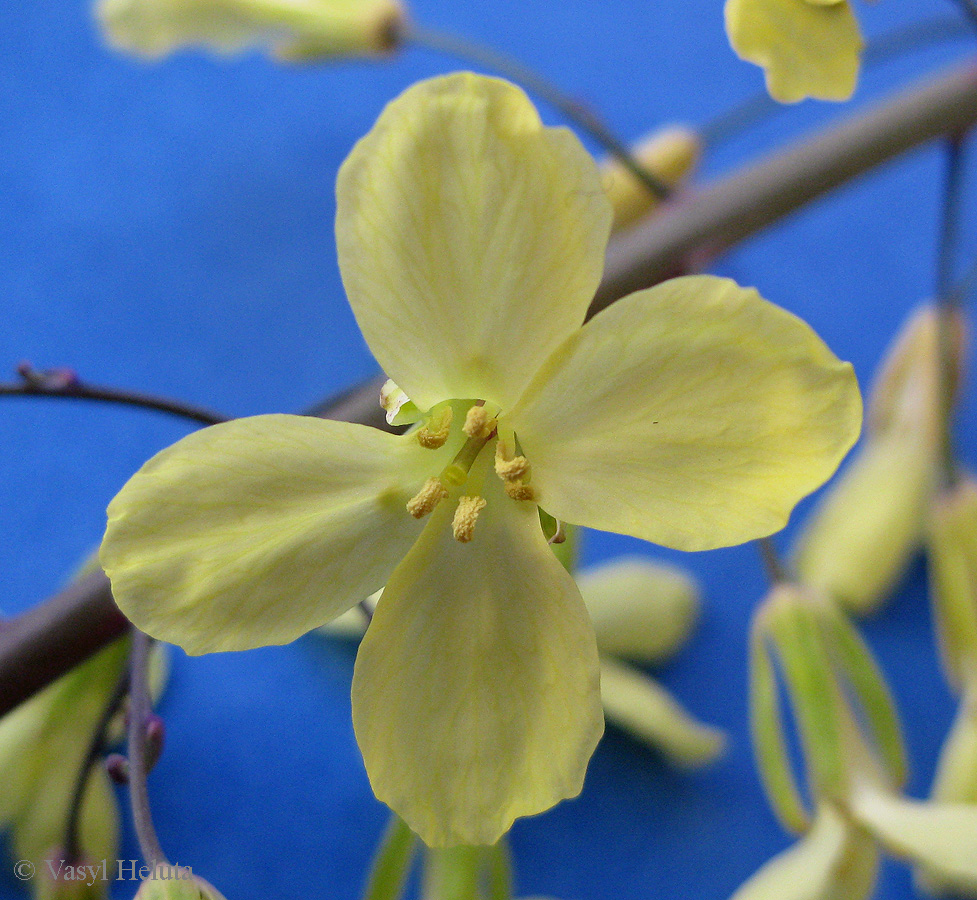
738, 583, 977, 900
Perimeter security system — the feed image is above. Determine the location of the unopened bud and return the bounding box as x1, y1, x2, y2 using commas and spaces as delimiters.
793, 431, 936, 615
927, 476, 977, 690
133, 868, 226, 900
97, 0, 408, 61
576, 557, 699, 663
601, 126, 701, 231
867, 304, 962, 441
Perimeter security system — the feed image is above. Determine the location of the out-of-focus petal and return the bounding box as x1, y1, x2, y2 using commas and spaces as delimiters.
724, 0, 862, 102
97, 0, 405, 60
576, 557, 699, 663
599, 657, 725, 767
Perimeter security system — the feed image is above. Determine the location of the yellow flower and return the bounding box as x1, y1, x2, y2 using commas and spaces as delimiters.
724, 0, 864, 102
96, 0, 406, 60
100, 72, 861, 846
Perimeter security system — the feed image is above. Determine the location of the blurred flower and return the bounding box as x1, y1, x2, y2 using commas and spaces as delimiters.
101, 72, 860, 846
724, 0, 863, 102
600, 126, 701, 232
577, 557, 725, 767
96, 0, 407, 60
794, 305, 953, 615
741, 583, 977, 899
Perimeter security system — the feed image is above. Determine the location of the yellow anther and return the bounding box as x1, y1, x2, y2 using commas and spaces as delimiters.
452, 495, 487, 543
504, 482, 537, 502
416, 406, 453, 449
495, 451, 530, 482
463, 405, 495, 440
406, 477, 448, 519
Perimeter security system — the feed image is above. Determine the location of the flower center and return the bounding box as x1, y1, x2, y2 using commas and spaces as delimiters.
405, 400, 537, 542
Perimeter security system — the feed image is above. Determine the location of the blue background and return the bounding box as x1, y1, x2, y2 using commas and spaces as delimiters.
1, 1, 975, 898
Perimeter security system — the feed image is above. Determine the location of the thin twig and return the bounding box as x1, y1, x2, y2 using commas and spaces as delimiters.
127, 630, 169, 868
593, 59, 977, 310
757, 538, 789, 585
63, 657, 130, 862
950, 0, 977, 33
1, 364, 230, 427
936, 135, 969, 487
400, 23, 671, 200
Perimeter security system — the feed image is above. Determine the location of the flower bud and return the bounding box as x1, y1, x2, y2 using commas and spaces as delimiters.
133, 868, 227, 900
868, 305, 963, 440
600, 126, 701, 232
793, 431, 935, 615
931, 685, 977, 807
96, 0, 407, 61
793, 304, 954, 616
750, 585, 905, 829
928, 477, 977, 690
598, 657, 725, 768
576, 556, 699, 663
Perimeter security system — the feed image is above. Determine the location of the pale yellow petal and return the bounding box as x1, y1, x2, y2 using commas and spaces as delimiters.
599, 658, 725, 768
850, 784, 977, 893
725, 0, 862, 103
793, 432, 935, 615
508, 276, 861, 552
576, 557, 700, 663
336, 72, 612, 412
97, 0, 405, 60
352, 471, 603, 847
731, 804, 877, 900
101, 415, 450, 654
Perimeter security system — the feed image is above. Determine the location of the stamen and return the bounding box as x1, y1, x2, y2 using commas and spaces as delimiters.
504, 482, 537, 502
406, 477, 448, 518
452, 495, 487, 542
495, 437, 535, 500
494, 446, 531, 481
463, 405, 496, 440
416, 406, 453, 449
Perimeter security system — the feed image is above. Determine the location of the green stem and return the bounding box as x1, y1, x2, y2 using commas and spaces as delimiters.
63, 658, 130, 862
127, 631, 169, 869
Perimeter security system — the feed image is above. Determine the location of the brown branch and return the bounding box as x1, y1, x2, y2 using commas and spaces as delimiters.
2, 363, 232, 427
0, 373, 392, 718
590, 60, 977, 313
2, 59, 977, 717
